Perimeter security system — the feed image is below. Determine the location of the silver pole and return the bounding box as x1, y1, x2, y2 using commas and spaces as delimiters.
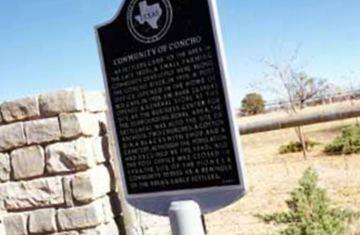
169, 201, 205, 235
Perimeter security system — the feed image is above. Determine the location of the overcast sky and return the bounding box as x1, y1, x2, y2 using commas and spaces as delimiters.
0, 0, 359, 108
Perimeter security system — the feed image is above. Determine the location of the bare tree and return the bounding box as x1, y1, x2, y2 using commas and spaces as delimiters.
261, 50, 330, 159
344, 71, 360, 126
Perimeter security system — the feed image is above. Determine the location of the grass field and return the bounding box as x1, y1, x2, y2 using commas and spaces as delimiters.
141, 103, 360, 235
205, 118, 360, 235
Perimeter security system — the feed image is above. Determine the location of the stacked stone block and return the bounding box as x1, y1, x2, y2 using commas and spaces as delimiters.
0, 89, 120, 235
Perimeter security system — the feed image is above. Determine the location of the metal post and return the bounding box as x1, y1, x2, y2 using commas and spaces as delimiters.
169, 201, 205, 235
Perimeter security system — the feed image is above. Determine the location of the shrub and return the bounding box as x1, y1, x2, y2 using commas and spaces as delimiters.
324, 126, 360, 155
241, 93, 265, 116
257, 168, 359, 235
279, 140, 318, 154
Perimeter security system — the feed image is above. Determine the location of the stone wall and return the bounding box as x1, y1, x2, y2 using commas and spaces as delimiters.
0, 89, 122, 235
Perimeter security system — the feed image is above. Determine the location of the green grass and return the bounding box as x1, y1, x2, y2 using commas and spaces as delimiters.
279, 140, 319, 154
325, 126, 360, 155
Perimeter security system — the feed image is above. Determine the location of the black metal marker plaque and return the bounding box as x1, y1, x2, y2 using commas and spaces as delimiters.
96, 0, 245, 215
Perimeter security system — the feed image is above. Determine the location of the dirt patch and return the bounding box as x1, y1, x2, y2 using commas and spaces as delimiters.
140, 116, 360, 235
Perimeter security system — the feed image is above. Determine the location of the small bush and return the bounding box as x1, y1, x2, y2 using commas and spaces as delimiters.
257, 168, 360, 235
325, 126, 360, 155
279, 140, 318, 154
241, 93, 265, 116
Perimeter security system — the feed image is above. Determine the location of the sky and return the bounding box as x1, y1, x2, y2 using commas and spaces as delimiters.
0, 0, 359, 108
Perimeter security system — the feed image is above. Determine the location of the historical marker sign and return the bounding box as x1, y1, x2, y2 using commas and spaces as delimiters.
96, 0, 246, 215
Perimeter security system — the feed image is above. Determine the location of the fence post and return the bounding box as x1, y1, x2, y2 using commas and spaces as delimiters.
169, 201, 205, 235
